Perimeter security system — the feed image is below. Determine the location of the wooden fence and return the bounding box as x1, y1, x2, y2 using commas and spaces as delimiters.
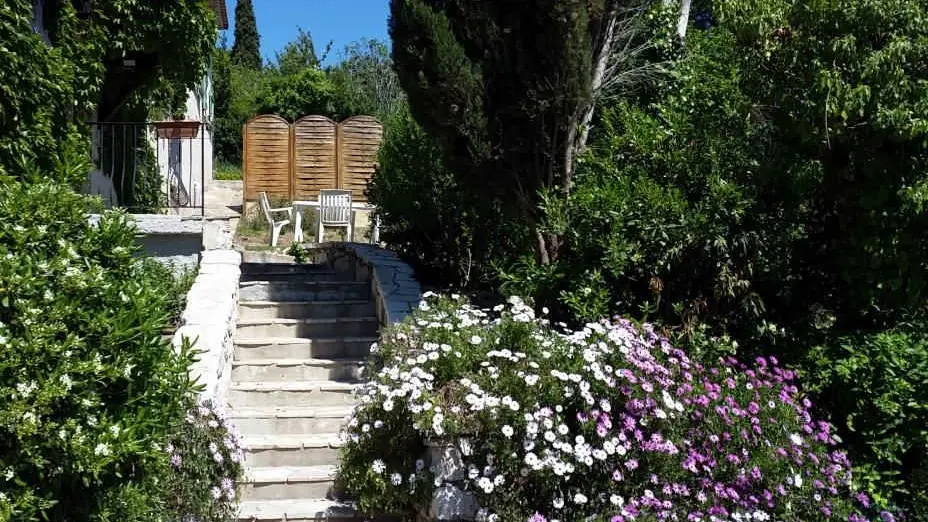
242, 114, 383, 203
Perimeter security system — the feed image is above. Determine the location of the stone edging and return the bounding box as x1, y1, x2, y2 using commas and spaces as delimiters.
172, 249, 242, 405
322, 242, 422, 327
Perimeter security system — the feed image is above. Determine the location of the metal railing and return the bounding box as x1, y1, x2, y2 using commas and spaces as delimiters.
87, 121, 209, 215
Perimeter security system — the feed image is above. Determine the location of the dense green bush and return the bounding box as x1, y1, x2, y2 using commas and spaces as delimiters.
0, 174, 228, 520
368, 109, 524, 289
341, 294, 896, 521
0, 0, 216, 176
805, 325, 928, 519
163, 400, 245, 522
497, 11, 928, 516
531, 28, 790, 335
258, 67, 337, 122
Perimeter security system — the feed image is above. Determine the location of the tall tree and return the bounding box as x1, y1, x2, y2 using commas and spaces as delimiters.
273, 28, 320, 75
231, 0, 261, 69
389, 0, 657, 265
329, 39, 405, 121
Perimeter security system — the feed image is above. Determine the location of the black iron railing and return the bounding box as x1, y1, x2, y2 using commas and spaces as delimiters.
87, 121, 208, 214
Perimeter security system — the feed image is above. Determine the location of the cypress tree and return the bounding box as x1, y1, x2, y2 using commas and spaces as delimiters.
389, 0, 629, 264
231, 0, 261, 69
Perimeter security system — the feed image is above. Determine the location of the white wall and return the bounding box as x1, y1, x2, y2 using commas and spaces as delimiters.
151, 73, 216, 208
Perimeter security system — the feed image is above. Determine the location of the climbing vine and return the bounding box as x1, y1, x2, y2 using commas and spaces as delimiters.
0, 0, 218, 180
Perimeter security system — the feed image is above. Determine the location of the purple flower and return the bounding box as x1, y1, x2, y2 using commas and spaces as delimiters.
170, 453, 182, 469
624, 459, 639, 470
856, 492, 871, 508
527, 513, 547, 522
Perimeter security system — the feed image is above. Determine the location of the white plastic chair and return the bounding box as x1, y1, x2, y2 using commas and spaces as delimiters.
317, 189, 353, 243
259, 191, 292, 247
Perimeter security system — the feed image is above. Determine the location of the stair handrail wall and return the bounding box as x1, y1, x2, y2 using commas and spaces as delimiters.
322, 243, 421, 328
172, 240, 242, 408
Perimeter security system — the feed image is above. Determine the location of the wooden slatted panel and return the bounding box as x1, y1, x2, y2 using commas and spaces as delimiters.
337, 116, 383, 203
292, 116, 338, 201
243, 114, 291, 202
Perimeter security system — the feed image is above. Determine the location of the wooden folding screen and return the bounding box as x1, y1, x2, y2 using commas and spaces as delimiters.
242, 115, 383, 204
242, 114, 291, 201
337, 116, 383, 203
292, 116, 338, 201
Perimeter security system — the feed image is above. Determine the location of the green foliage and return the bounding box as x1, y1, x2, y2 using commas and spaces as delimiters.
258, 67, 337, 122
0, 0, 217, 179
231, 0, 261, 69
214, 61, 268, 166
389, 0, 625, 265
369, 109, 522, 289
135, 259, 197, 329
0, 1, 77, 176
286, 243, 309, 264
273, 28, 320, 76
328, 39, 406, 121
214, 162, 242, 181
805, 324, 928, 520
212, 43, 239, 166
0, 176, 199, 520
492, 5, 928, 517
162, 401, 245, 522
713, 0, 928, 330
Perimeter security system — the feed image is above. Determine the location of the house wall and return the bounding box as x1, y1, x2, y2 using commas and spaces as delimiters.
86, 70, 215, 210
152, 73, 215, 207
84, 168, 119, 208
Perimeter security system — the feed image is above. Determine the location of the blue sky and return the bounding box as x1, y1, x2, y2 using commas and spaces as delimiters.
224, 0, 390, 66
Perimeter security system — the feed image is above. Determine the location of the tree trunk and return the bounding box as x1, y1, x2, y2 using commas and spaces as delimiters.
563, 3, 618, 194
677, 0, 692, 39
541, 3, 620, 266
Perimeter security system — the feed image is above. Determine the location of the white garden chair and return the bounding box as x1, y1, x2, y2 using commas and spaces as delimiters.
259, 191, 292, 247
317, 189, 353, 243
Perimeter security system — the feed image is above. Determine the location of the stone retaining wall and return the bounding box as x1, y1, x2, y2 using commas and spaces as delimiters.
322, 244, 481, 522
171, 227, 240, 407
323, 243, 422, 326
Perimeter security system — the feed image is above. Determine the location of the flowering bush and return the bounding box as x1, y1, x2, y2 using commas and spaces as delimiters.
0, 178, 201, 519
163, 400, 245, 522
340, 294, 896, 522
0, 178, 240, 520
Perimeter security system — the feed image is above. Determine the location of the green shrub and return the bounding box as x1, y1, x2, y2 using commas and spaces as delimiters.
214, 162, 242, 181
368, 109, 524, 289
805, 325, 928, 520
0, 176, 198, 520
341, 294, 896, 521
134, 258, 196, 330
162, 400, 245, 522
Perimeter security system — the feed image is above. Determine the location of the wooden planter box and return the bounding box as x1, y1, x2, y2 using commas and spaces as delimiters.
155, 120, 200, 139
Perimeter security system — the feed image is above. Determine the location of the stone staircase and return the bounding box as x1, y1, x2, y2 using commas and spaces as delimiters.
232, 261, 377, 521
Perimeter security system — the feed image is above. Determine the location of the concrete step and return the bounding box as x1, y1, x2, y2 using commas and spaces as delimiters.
237, 498, 358, 521
239, 300, 375, 321
237, 317, 379, 338
230, 406, 353, 435
229, 381, 360, 408
234, 337, 376, 360
240, 272, 342, 283
241, 465, 336, 501
241, 262, 333, 276
243, 434, 344, 467
239, 281, 370, 302
232, 358, 366, 382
